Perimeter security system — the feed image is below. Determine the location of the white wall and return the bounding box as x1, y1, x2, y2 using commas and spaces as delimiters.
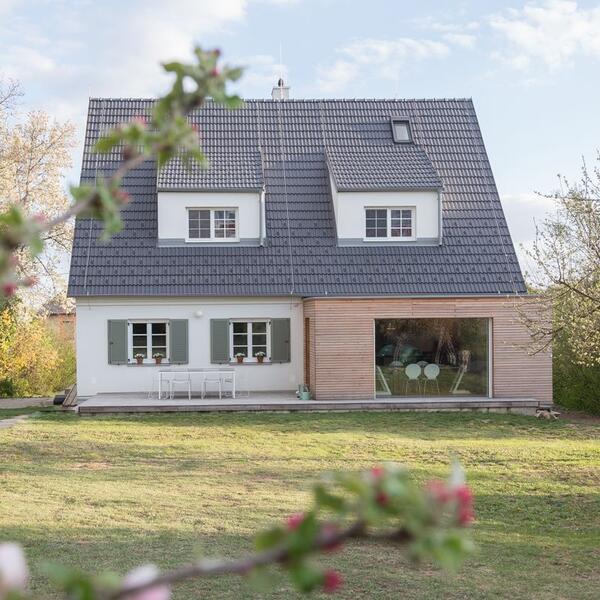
157, 192, 261, 241
330, 184, 440, 242
75, 297, 303, 396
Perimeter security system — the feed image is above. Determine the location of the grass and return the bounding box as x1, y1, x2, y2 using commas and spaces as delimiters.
0, 411, 599, 599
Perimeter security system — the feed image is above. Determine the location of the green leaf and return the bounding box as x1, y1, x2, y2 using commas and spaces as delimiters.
314, 484, 346, 513
255, 525, 286, 551
288, 561, 322, 593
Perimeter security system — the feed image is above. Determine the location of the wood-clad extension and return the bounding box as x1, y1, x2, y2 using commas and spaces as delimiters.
302, 297, 552, 403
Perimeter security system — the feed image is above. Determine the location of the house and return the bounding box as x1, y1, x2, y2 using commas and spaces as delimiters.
68, 82, 552, 404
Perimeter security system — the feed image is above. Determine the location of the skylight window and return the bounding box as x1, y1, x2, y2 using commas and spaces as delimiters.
391, 118, 411, 143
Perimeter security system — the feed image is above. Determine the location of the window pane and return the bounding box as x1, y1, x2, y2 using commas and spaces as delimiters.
401, 227, 412, 237
189, 227, 200, 238
253, 346, 267, 356
189, 210, 199, 220
252, 322, 267, 334
233, 322, 247, 334
393, 121, 410, 142
132, 323, 147, 335
132, 347, 148, 358
152, 335, 167, 346
375, 318, 488, 398
401, 209, 412, 220
366, 227, 377, 238
132, 335, 147, 347
233, 334, 247, 346
233, 345, 248, 356
152, 323, 166, 334
252, 334, 267, 346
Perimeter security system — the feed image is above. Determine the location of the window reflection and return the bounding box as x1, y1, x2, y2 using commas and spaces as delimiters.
375, 319, 489, 397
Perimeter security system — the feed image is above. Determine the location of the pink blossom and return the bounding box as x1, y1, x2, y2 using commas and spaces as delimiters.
0, 543, 29, 595
323, 570, 343, 593
122, 565, 170, 600
286, 513, 305, 531
1, 283, 18, 297
426, 479, 452, 504
371, 465, 385, 479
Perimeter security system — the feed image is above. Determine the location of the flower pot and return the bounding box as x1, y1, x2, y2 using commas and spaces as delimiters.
154, 357, 162, 365
135, 357, 143, 365
236, 356, 244, 364
256, 356, 264, 364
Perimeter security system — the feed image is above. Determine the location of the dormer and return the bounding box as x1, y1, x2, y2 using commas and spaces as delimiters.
326, 117, 443, 246
156, 146, 265, 247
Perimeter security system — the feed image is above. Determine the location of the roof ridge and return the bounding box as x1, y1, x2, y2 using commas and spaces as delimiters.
87, 97, 475, 104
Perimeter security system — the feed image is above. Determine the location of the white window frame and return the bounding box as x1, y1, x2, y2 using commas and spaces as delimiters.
128, 320, 170, 364
186, 207, 239, 242
229, 319, 271, 363
364, 207, 416, 241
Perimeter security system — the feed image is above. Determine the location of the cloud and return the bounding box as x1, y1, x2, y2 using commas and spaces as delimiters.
316, 37, 450, 93
489, 0, 600, 71
442, 32, 477, 48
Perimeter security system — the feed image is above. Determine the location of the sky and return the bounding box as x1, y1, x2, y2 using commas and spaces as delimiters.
1, 0, 600, 277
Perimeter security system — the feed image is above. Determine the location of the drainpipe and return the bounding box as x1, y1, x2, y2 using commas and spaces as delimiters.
438, 189, 443, 245
259, 186, 266, 246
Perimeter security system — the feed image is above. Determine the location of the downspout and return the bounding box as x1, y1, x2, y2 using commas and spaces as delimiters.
259, 185, 266, 246
438, 189, 443, 245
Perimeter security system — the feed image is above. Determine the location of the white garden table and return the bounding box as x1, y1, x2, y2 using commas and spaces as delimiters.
157, 367, 236, 400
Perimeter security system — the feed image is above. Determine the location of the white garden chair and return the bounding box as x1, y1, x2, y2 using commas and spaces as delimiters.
169, 372, 191, 401
404, 363, 422, 395
422, 363, 440, 395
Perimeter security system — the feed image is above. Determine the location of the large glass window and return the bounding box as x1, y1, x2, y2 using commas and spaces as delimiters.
375, 318, 489, 397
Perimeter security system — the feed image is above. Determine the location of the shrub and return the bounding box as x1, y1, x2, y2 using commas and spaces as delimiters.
0, 305, 75, 397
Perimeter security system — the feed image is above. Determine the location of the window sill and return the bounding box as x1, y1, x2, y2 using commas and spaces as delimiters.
126, 362, 171, 367
363, 237, 416, 242
185, 238, 240, 244
229, 361, 272, 366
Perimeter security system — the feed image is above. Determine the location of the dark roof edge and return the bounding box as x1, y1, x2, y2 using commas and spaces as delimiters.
157, 186, 263, 193
87, 96, 475, 104
70, 292, 530, 300
336, 185, 443, 193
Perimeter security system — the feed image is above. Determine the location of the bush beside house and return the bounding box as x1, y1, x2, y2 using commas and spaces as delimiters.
0, 304, 75, 397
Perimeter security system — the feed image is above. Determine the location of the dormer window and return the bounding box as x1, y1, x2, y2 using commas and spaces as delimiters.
391, 118, 411, 143
187, 208, 238, 242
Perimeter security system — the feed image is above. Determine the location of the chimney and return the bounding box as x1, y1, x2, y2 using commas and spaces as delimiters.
271, 77, 290, 100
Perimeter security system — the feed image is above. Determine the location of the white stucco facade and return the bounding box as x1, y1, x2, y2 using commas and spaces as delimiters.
157, 191, 262, 242
75, 296, 303, 397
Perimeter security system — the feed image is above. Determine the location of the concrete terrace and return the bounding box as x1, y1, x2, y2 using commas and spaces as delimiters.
76, 393, 551, 415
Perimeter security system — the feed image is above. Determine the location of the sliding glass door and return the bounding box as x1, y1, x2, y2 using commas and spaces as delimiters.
375, 318, 489, 397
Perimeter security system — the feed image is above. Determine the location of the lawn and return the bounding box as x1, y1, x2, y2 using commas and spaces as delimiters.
1, 410, 599, 599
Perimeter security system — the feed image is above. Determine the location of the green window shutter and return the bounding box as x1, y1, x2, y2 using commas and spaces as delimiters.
271, 318, 291, 363
170, 319, 189, 364
211, 319, 230, 363
107, 320, 128, 364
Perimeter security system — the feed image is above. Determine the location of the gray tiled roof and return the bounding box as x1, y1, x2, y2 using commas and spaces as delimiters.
157, 116, 264, 190
327, 145, 441, 191
68, 98, 526, 297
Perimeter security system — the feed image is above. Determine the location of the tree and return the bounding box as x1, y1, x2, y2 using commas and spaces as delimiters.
524, 155, 600, 369
0, 79, 76, 303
